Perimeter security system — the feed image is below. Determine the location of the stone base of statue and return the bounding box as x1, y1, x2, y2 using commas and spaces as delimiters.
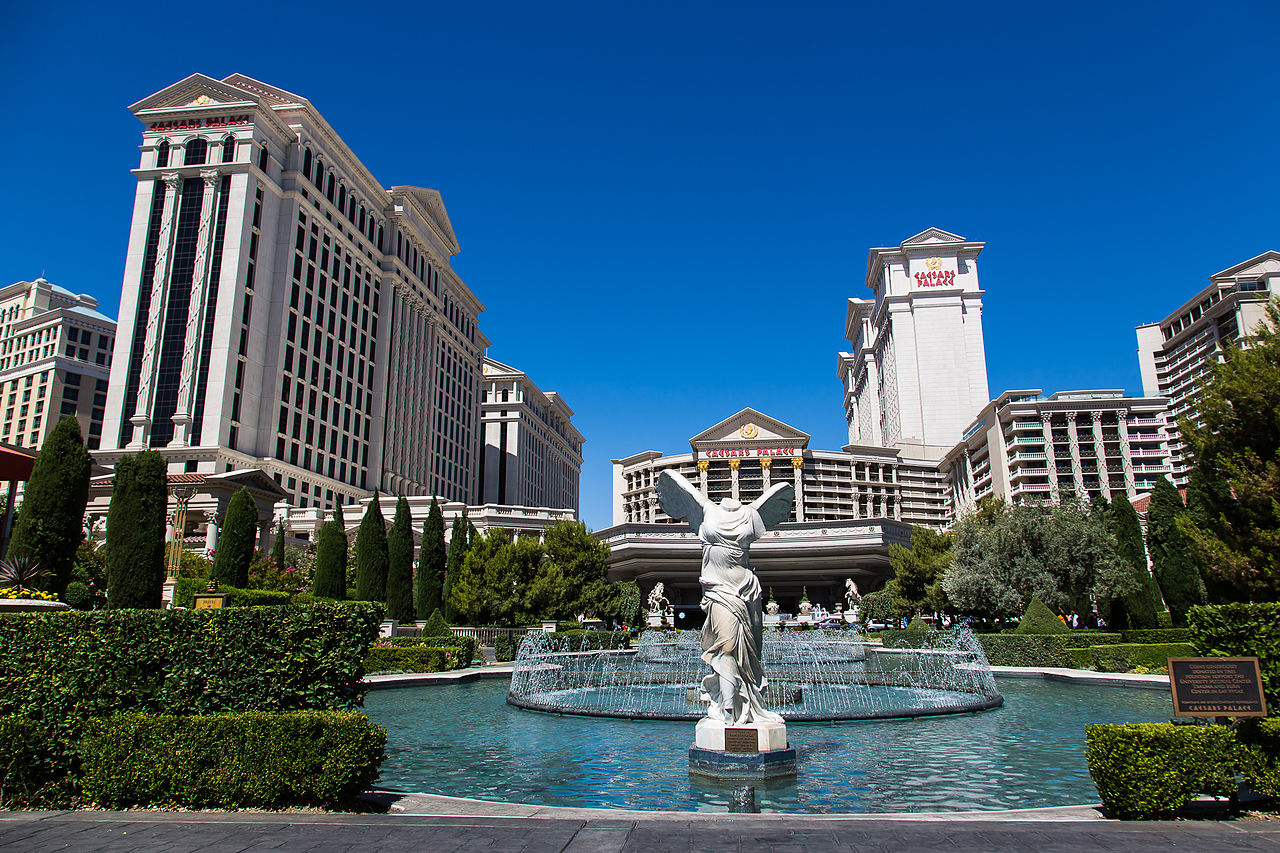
688, 718, 797, 780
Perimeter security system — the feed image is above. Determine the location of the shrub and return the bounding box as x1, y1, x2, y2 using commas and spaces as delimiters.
63, 581, 92, 610
174, 577, 292, 608
1239, 717, 1280, 798
0, 715, 59, 808
494, 632, 518, 662
546, 630, 628, 651
422, 609, 451, 638
416, 498, 446, 620
212, 488, 258, 588
1120, 628, 1193, 645
386, 497, 414, 621
1188, 602, 1280, 713
1060, 632, 1124, 648
364, 645, 469, 673
354, 496, 389, 603
1086, 723, 1239, 819
105, 450, 167, 609
380, 635, 477, 662
976, 635, 1072, 667
79, 711, 385, 809
1066, 643, 1196, 673
313, 509, 348, 600
1014, 596, 1071, 634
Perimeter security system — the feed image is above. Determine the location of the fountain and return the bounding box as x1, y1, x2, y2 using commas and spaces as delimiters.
508, 625, 1002, 722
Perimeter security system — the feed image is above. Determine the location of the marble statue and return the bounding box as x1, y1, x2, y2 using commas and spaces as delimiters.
647, 582, 671, 614
844, 578, 861, 612
656, 470, 794, 726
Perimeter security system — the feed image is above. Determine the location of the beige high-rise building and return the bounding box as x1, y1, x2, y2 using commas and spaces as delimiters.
0, 278, 115, 450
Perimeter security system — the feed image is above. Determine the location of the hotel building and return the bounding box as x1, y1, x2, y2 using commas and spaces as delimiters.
98, 73, 489, 515
479, 357, 583, 512
1135, 251, 1279, 485
0, 278, 115, 450
942, 389, 1173, 514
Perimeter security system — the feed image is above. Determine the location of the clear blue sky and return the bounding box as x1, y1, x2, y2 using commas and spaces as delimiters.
3, 1, 1277, 531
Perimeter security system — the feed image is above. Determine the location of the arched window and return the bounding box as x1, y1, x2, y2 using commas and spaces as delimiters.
358, 205, 366, 231
337, 185, 346, 211
183, 138, 208, 166
156, 139, 170, 168
326, 174, 335, 202
258, 144, 268, 171
313, 158, 324, 188
222, 135, 236, 163
377, 225, 383, 252
396, 232, 402, 256
347, 196, 355, 221
302, 147, 312, 180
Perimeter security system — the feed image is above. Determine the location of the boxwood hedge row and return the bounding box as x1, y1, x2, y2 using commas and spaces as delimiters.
1086, 723, 1239, 819
1188, 603, 1280, 713
364, 645, 473, 673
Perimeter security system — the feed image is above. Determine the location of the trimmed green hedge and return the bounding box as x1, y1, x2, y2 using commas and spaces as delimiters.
1061, 632, 1124, 648
364, 645, 471, 673
977, 635, 1072, 667
381, 635, 478, 663
1066, 643, 1196, 673
174, 577, 294, 608
1240, 717, 1280, 798
547, 630, 629, 651
0, 716, 59, 808
1188, 603, 1280, 714
79, 711, 385, 809
1121, 628, 1193, 644
1086, 723, 1239, 819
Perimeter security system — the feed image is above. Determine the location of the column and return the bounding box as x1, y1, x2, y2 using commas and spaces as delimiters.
203, 510, 220, 553
1116, 408, 1136, 498
170, 169, 221, 447
760, 457, 771, 491
1066, 412, 1086, 498
792, 457, 804, 522
729, 459, 740, 501
1091, 411, 1112, 500
1040, 413, 1060, 502
697, 460, 709, 495
962, 448, 975, 513
130, 172, 182, 449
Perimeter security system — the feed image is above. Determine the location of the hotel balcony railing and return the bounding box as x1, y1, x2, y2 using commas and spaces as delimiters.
1010, 451, 1047, 462
1012, 482, 1052, 492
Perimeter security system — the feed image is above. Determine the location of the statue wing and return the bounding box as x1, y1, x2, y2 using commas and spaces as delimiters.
656, 470, 706, 530
751, 482, 795, 529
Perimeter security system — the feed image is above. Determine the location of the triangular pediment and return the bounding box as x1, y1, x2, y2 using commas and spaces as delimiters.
902, 227, 966, 246
689, 408, 810, 450
206, 468, 289, 499
392, 187, 460, 255
129, 73, 260, 115
220, 73, 308, 107
1211, 250, 1280, 281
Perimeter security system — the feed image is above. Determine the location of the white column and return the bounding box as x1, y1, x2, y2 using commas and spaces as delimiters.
130, 172, 182, 449
760, 457, 772, 491
1116, 408, 1136, 498
1091, 411, 1112, 500
697, 460, 709, 495
1041, 413, 1060, 503
203, 510, 220, 553
170, 170, 221, 447
792, 457, 804, 522
729, 459, 740, 501
1066, 412, 1086, 498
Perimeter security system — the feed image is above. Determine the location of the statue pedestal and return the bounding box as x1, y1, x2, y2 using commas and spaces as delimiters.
688, 718, 796, 780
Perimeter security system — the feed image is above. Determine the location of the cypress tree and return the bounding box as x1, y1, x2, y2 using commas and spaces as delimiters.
1107, 493, 1161, 628
271, 520, 286, 569
313, 508, 347, 599
212, 487, 257, 588
443, 513, 470, 622
105, 451, 167, 609
8, 416, 93, 594
416, 497, 445, 619
1147, 477, 1205, 626
386, 496, 414, 621
354, 495, 389, 602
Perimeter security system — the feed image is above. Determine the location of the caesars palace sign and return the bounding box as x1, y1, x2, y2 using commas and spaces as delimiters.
702, 446, 798, 458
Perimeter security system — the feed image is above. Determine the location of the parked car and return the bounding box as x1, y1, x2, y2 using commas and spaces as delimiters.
817, 617, 850, 630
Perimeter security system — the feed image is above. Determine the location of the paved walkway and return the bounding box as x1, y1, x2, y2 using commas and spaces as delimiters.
2, 808, 1278, 852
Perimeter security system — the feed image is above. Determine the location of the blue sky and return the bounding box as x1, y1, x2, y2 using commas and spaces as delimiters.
3, 1, 1277, 531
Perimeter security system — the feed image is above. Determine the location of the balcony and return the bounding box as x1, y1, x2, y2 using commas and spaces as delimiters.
1008, 434, 1046, 448
1009, 467, 1048, 479
1012, 482, 1051, 492
1009, 451, 1047, 463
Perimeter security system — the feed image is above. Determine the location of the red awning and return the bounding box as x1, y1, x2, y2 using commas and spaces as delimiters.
0, 445, 36, 482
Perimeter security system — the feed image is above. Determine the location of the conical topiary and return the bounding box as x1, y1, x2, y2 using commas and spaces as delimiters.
385, 497, 414, 621
313, 508, 348, 600
354, 495, 389, 602
1015, 596, 1071, 635
423, 608, 451, 638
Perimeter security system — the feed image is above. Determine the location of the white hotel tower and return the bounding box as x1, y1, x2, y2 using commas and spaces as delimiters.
838, 228, 989, 461
99, 74, 489, 511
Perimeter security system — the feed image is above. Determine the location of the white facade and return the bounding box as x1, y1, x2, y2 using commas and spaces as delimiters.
943, 390, 1173, 514
98, 73, 489, 513
0, 278, 115, 450
479, 357, 583, 511
838, 228, 989, 461
1135, 251, 1279, 485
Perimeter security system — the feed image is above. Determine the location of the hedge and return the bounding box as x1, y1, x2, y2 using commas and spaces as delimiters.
364, 645, 473, 673
1121, 628, 1193, 645
1240, 718, 1280, 798
1086, 723, 1239, 819
1066, 643, 1196, 673
546, 630, 629, 651
79, 711, 385, 809
1060, 632, 1124, 649
976, 635, 1073, 667
0, 716, 59, 808
1188, 603, 1280, 714
381, 635, 478, 663
174, 576, 293, 608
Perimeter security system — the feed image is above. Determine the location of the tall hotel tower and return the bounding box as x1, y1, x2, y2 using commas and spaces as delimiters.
838, 228, 989, 461
99, 74, 489, 511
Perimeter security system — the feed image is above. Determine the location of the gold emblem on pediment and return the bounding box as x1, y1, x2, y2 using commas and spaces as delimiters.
188, 94, 214, 107
739, 423, 758, 439
925, 257, 942, 270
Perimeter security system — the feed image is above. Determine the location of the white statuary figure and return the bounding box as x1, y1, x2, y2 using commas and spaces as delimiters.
845, 578, 860, 611
647, 582, 671, 614
656, 470, 794, 726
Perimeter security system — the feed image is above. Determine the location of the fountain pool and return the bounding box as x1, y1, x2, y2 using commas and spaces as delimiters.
363, 676, 1173, 813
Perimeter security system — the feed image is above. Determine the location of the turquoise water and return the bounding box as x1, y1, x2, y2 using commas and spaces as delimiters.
362, 678, 1172, 813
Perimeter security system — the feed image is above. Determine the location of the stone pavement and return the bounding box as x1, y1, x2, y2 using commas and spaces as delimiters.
2, 809, 1279, 852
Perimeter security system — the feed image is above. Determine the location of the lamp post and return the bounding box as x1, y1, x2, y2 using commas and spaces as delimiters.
164, 485, 196, 607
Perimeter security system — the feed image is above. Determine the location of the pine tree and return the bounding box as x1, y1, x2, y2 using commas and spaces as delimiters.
386, 496, 414, 621
8, 416, 93, 594
1106, 493, 1161, 629
313, 508, 348, 600
1147, 477, 1205, 626
443, 512, 470, 622
105, 451, 167, 609
212, 487, 257, 588
354, 494, 389, 602
416, 497, 445, 619
271, 520, 286, 569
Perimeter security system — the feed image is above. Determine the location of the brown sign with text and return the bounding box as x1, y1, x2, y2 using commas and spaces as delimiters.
1169, 657, 1268, 717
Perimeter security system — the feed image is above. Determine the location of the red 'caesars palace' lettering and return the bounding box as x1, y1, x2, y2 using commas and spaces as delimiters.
703, 448, 796, 458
